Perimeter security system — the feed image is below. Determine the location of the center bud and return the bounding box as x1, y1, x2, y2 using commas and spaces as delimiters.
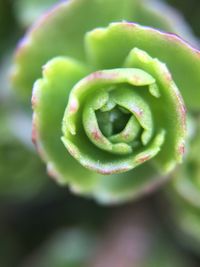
96, 105, 132, 137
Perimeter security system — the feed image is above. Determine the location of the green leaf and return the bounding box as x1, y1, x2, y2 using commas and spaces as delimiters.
32, 56, 98, 191
12, 0, 197, 102
86, 22, 200, 110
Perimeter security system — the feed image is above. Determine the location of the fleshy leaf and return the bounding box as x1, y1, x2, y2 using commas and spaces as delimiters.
124, 47, 186, 171
86, 22, 200, 110
32, 56, 97, 190
11, 0, 197, 102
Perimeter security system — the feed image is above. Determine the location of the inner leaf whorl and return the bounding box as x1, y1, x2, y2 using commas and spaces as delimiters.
82, 84, 154, 155
61, 67, 167, 174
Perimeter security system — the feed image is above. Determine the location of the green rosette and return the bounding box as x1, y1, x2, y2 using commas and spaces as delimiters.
11, 0, 200, 204
164, 117, 200, 254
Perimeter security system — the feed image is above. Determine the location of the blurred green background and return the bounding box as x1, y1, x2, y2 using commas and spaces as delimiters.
0, 0, 200, 266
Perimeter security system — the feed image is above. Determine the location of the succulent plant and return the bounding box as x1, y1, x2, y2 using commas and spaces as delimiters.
11, 0, 200, 203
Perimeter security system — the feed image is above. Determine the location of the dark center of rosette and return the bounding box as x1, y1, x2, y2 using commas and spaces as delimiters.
96, 106, 131, 137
